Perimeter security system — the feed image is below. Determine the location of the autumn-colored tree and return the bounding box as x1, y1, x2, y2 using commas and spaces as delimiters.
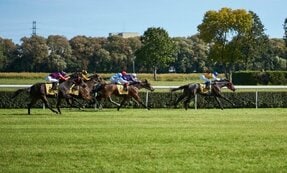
197, 8, 253, 78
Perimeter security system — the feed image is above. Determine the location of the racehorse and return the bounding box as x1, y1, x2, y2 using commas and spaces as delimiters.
94, 79, 155, 110
171, 79, 236, 110
66, 73, 103, 108
12, 74, 86, 115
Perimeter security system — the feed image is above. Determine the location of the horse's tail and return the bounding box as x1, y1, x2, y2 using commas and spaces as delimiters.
12, 88, 29, 99
170, 84, 189, 92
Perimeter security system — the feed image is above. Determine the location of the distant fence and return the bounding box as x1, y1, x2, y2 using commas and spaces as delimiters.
1, 85, 287, 109
150, 86, 287, 109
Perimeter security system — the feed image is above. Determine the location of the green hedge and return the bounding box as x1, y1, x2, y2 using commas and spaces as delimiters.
233, 71, 287, 85
1, 91, 287, 109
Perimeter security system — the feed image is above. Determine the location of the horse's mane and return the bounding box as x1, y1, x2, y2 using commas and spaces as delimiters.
215, 78, 230, 82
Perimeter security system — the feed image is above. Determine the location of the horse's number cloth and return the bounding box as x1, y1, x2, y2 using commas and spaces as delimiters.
199, 83, 209, 94
45, 83, 79, 96
116, 85, 128, 95
45, 84, 57, 95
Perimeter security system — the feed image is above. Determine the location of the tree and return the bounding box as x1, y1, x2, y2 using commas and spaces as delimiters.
236, 11, 269, 70
87, 37, 108, 72
172, 35, 209, 73
135, 27, 177, 80
266, 38, 287, 70
69, 36, 96, 71
19, 35, 49, 72
0, 38, 17, 71
46, 35, 72, 71
197, 8, 253, 78
104, 35, 131, 72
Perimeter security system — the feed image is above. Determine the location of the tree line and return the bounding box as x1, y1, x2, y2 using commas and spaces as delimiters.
0, 8, 286, 78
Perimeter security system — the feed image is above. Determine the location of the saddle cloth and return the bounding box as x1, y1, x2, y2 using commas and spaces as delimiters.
68, 84, 79, 95
117, 85, 128, 95
199, 83, 210, 94
45, 84, 57, 96
45, 83, 79, 96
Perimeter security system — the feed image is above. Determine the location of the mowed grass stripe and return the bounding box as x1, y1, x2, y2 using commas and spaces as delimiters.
0, 108, 287, 172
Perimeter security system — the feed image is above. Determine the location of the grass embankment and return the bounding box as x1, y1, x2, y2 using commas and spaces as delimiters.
0, 72, 203, 87
0, 108, 287, 172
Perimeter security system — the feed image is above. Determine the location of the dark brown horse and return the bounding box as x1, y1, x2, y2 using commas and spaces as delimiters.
95, 79, 155, 110
67, 73, 103, 108
12, 74, 86, 115
171, 79, 236, 110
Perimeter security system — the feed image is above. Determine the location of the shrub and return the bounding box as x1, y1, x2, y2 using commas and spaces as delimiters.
233, 71, 287, 85
2, 91, 286, 109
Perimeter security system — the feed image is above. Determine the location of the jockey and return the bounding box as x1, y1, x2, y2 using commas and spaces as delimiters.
122, 73, 139, 85
110, 71, 129, 91
46, 71, 69, 90
199, 70, 220, 91
81, 70, 90, 81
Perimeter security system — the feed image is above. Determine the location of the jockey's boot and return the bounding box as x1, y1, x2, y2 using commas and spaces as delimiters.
123, 83, 128, 91
52, 82, 58, 90
205, 83, 211, 94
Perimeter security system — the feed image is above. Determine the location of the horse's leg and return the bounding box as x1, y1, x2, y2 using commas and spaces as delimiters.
183, 97, 190, 110
202, 96, 211, 108
130, 94, 149, 110
174, 94, 186, 108
183, 94, 195, 110
108, 96, 120, 107
65, 98, 73, 108
218, 95, 235, 107
94, 96, 103, 110
69, 97, 85, 110
214, 96, 224, 110
117, 97, 129, 111
56, 97, 63, 114
40, 96, 58, 114
27, 97, 38, 115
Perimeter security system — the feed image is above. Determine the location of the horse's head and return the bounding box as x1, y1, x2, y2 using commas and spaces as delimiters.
72, 75, 87, 88
221, 79, 236, 92
89, 73, 103, 83
140, 79, 155, 92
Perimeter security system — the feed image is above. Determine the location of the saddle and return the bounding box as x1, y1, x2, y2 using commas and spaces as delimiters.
199, 83, 210, 94
116, 85, 128, 95
68, 84, 79, 95
45, 83, 58, 96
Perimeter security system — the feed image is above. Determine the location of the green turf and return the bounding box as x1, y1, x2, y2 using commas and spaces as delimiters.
0, 108, 287, 172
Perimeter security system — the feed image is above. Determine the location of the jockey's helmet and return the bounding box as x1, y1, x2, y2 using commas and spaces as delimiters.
82, 70, 88, 75
213, 71, 218, 76
121, 71, 127, 76
132, 73, 137, 77
61, 71, 67, 75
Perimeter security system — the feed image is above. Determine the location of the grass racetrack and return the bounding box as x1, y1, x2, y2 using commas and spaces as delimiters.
0, 108, 287, 172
